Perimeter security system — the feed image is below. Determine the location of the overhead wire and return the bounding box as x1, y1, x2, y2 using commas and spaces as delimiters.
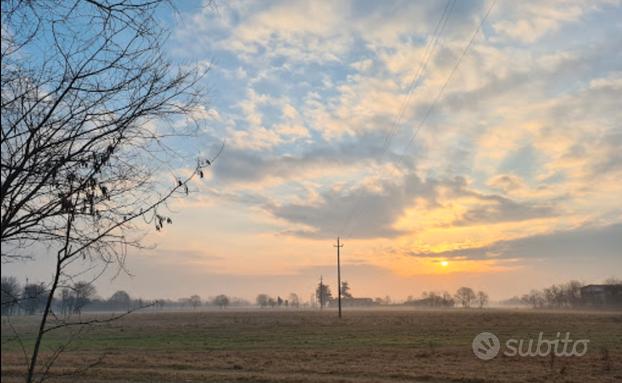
337, 0, 457, 237
402, 0, 497, 152
340, 0, 497, 240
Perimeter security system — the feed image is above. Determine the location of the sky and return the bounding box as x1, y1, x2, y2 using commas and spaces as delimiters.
5, 0, 622, 302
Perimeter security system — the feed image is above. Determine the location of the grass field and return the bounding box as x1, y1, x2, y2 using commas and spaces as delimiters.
2, 309, 621, 382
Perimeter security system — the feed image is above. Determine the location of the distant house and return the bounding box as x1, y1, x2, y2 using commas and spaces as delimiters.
581, 284, 622, 307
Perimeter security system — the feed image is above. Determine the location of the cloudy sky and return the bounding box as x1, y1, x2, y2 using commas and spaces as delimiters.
8, 0, 622, 302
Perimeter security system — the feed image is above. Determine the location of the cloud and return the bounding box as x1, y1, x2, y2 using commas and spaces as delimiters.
209, 130, 413, 186
487, 174, 526, 192
221, 1, 351, 63
170, 0, 621, 260
266, 172, 433, 239
350, 58, 374, 72
492, 1, 585, 43
410, 222, 622, 260
265, 172, 556, 238
453, 192, 556, 226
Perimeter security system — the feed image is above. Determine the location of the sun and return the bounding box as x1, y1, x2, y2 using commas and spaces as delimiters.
440, 260, 449, 267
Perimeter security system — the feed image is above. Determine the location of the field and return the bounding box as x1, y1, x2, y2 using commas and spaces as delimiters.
2, 309, 621, 382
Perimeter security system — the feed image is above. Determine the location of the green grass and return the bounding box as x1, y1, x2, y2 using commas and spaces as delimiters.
2, 309, 621, 382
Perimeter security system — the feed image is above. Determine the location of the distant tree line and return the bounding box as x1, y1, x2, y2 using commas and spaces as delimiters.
1, 276, 255, 316
1, 276, 152, 316
306, 280, 490, 309
501, 278, 622, 309
175, 294, 251, 309
256, 293, 300, 308
405, 287, 489, 308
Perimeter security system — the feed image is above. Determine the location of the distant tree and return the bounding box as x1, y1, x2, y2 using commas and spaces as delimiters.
268, 297, 277, 308
22, 283, 47, 315
59, 288, 73, 317
1, 276, 20, 316
442, 291, 454, 306
476, 291, 489, 308
454, 287, 476, 308
543, 285, 561, 307
499, 296, 523, 306
288, 293, 300, 308
256, 294, 270, 308
153, 299, 166, 311
426, 292, 440, 306
563, 281, 583, 307
536, 281, 584, 308
109, 290, 132, 311
71, 281, 96, 315
277, 296, 283, 307
517, 280, 590, 309
212, 294, 230, 309
522, 289, 545, 308
406, 291, 454, 307
315, 281, 332, 309
189, 295, 202, 309
372, 296, 391, 305
341, 281, 352, 298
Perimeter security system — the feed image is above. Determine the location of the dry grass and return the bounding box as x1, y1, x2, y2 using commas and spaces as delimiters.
2, 308, 621, 382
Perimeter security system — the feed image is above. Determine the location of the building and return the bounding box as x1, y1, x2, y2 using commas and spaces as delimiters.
580, 284, 622, 307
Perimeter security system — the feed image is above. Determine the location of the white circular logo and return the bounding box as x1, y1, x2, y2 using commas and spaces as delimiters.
472, 332, 500, 360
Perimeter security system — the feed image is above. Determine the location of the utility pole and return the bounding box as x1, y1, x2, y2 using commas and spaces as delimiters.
334, 237, 343, 318
319, 275, 324, 310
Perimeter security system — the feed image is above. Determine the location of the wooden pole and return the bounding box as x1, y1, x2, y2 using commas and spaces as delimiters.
335, 237, 343, 318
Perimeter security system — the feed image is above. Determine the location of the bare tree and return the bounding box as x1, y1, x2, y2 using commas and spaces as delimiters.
476, 291, 489, 309
212, 294, 229, 309
58, 288, 73, 317
256, 294, 270, 308
409, 291, 455, 308
1, 275, 21, 316
563, 280, 583, 308
188, 295, 202, 309
521, 289, 545, 308
268, 297, 277, 308
288, 293, 300, 308
341, 281, 352, 298
454, 287, 476, 308
70, 281, 97, 315
109, 290, 131, 311
315, 281, 332, 309
21, 283, 48, 315
1, 1, 217, 381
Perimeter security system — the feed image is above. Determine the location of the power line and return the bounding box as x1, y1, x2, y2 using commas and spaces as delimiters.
403, 0, 497, 152
341, 0, 497, 240
337, 0, 457, 237
382, 0, 456, 149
